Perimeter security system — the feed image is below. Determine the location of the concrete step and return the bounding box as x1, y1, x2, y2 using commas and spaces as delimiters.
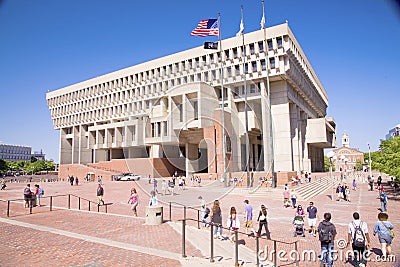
295, 176, 340, 201
169, 221, 273, 266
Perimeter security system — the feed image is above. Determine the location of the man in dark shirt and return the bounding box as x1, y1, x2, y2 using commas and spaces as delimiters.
97, 183, 104, 205
318, 213, 337, 267
307, 201, 318, 236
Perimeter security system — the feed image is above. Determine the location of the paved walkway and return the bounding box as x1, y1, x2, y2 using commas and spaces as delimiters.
0, 173, 398, 266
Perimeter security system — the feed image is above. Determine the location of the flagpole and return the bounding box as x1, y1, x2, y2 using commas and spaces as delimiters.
218, 13, 227, 188
238, 6, 250, 188
261, 0, 275, 188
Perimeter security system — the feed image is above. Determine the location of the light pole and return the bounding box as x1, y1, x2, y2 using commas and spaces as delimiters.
367, 143, 372, 178
327, 151, 336, 201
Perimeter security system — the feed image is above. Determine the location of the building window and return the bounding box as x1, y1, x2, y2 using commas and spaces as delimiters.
235, 65, 240, 75
267, 39, 273, 50
269, 58, 275, 69
179, 104, 183, 122
233, 48, 238, 58
157, 122, 161, 137
261, 59, 266, 70
249, 43, 255, 54
258, 41, 264, 52
251, 61, 257, 72
193, 101, 198, 120
277, 37, 283, 48
163, 121, 168, 136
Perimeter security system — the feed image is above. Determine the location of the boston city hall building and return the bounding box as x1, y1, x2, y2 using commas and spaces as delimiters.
46, 22, 336, 185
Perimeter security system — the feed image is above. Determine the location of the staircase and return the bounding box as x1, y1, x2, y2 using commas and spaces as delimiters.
230, 175, 340, 201
295, 175, 340, 201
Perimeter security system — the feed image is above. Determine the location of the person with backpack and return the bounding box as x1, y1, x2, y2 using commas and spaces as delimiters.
23, 184, 33, 208
379, 190, 388, 212
317, 213, 337, 267
347, 212, 371, 267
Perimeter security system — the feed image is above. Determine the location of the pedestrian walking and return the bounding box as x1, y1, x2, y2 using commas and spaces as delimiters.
198, 196, 208, 226
149, 190, 158, 206
1, 178, 6, 190
97, 183, 105, 205
379, 190, 388, 212
226, 207, 240, 242
243, 200, 256, 237
306, 201, 318, 237
23, 184, 32, 208
210, 200, 223, 239
75, 177, 79, 186
256, 204, 271, 239
153, 178, 158, 194
128, 188, 139, 216
373, 212, 394, 259
346, 212, 371, 267
290, 189, 297, 208
161, 179, 167, 195
283, 190, 290, 208
70, 175, 74, 186
352, 179, 357, 191
317, 213, 337, 267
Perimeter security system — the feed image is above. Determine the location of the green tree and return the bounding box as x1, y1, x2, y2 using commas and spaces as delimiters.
355, 159, 363, 171
367, 136, 400, 182
0, 159, 7, 173
324, 156, 336, 172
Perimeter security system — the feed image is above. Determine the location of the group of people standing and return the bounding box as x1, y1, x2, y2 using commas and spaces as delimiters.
200, 198, 271, 241
23, 183, 44, 207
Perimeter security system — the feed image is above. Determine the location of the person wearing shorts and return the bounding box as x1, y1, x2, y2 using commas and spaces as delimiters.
243, 200, 256, 237
307, 201, 318, 236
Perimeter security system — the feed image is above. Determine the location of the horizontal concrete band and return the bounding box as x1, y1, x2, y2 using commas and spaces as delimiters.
0, 217, 182, 261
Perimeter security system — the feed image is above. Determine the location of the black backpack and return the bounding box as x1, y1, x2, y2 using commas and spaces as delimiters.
352, 222, 366, 248
319, 223, 333, 243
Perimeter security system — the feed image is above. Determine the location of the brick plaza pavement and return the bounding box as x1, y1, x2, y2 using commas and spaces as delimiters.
0, 175, 398, 266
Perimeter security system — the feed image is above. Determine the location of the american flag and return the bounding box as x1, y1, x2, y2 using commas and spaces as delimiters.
190, 19, 219, 37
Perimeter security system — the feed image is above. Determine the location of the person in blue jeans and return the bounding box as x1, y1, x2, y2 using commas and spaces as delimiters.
317, 212, 337, 267
379, 191, 388, 212
210, 200, 223, 239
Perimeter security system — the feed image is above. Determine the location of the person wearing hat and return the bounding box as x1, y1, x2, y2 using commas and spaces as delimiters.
243, 200, 256, 237
256, 204, 271, 239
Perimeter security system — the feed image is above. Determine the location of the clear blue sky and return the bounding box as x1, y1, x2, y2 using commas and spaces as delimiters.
0, 0, 399, 163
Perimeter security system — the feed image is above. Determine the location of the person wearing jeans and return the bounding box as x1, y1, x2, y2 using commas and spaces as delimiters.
318, 213, 337, 267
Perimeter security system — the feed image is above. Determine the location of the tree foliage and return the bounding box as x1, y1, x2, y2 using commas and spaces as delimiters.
324, 156, 336, 172
3, 160, 55, 174
366, 136, 400, 182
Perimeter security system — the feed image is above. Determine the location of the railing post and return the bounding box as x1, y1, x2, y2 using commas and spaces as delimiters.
197, 210, 200, 229
184, 206, 186, 220
78, 197, 81, 210
68, 194, 71, 209
273, 240, 277, 267
182, 219, 187, 258
97, 203, 100, 212
210, 224, 214, 263
234, 230, 239, 267
105, 204, 108, 213
256, 236, 260, 267
295, 241, 299, 267
88, 200, 91, 211
29, 198, 33, 214
50, 196, 53, 211
7, 200, 10, 217
169, 202, 172, 221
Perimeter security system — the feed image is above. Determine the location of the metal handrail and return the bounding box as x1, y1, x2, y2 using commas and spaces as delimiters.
0, 193, 109, 217
178, 217, 299, 267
